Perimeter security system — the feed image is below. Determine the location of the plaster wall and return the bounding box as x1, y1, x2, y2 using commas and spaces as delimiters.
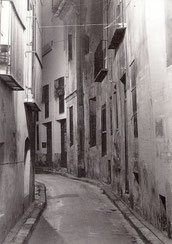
0, 0, 42, 241
79, 0, 172, 235
124, 0, 172, 234
40, 0, 67, 166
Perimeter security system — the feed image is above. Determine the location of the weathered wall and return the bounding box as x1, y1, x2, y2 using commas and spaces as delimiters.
108, 0, 172, 236
80, 0, 172, 237
81, 0, 113, 183
40, 0, 67, 167
123, 0, 172, 234
0, 0, 42, 241
58, 2, 85, 176
0, 82, 24, 242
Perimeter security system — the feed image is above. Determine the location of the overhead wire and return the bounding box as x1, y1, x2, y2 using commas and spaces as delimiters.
69, 0, 108, 7
40, 0, 132, 29
41, 23, 108, 28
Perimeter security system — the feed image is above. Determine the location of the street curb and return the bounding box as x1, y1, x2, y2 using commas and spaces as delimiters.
49, 170, 171, 244
3, 182, 47, 244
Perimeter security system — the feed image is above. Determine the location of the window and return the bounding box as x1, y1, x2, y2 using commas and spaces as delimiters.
69, 106, 73, 146
89, 97, 96, 147
94, 41, 108, 82
159, 195, 167, 231
130, 61, 138, 138
94, 41, 104, 78
82, 34, 89, 55
35, 112, 39, 122
114, 85, 119, 129
42, 142, 47, 148
0, 143, 4, 164
56, 77, 65, 114
36, 125, 39, 151
102, 104, 107, 156
43, 85, 49, 118
68, 34, 72, 61
59, 95, 64, 114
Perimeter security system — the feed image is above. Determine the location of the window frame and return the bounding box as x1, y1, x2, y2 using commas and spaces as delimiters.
110, 96, 113, 135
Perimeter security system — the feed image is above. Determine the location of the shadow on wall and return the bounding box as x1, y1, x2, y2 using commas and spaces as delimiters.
24, 138, 31, 206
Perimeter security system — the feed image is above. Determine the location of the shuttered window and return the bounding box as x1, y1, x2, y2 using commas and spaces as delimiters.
102, 104, 107, 156
43, 85, 49, 118
89, 97, 96, 147
130, 60, 138, 138
69, 106, 74, 146
68, 34, 72, 61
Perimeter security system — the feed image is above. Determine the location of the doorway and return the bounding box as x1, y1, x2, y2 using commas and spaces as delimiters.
46, 122, 52, 165
24, 138, 31, 206
60, 119, 67, 168
120, 74, 129, 193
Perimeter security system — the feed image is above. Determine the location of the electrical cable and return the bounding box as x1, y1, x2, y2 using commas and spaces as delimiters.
40, 0, 132, 29
41, 23, 108, 28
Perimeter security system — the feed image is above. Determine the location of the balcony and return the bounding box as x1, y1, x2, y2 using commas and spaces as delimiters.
0, 1, 24, 91
108, 22, 126, 50
24, 89, 41, 112
24, 98, 41, 112
94, 41, 108, 83
0, 44, 23, 91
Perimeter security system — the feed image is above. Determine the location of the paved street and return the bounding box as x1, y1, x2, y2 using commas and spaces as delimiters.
29, 174, 145, 244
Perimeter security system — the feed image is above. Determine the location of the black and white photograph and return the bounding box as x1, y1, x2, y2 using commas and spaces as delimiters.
0, 0, 172, 243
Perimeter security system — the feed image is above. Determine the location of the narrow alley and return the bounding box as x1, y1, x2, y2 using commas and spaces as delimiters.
29, 174, 144, 244
1, 0, 172, 243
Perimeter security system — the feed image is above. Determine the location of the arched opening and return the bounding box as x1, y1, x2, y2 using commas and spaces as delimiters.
24, 138, 31, 198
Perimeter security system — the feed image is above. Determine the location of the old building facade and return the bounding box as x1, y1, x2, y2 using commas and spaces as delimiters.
38, 0, 85, 176
38, 0, 172, 238
37, 0, 67, 169
78, 0, 172, 237
0, 0, 42, 242
80, 0, 172, 237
